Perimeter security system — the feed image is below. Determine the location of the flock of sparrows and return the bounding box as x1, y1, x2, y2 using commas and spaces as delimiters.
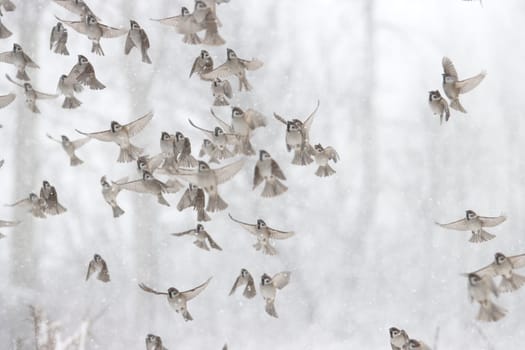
0, 1, 341, 349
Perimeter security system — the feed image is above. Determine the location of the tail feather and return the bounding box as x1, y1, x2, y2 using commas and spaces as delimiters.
141, 50, 152, 64
213, 147, 233, 160
62, 96, 82, 109
54, 43, 69, 56
196, 208, 211, 222
292, 149, 313, 166
178, 154, 198, 168
157, 194, 170, 207
112, 205, 125, 218
69, 154, 83, 166
265, 300, 278, 318
182, 33, 201, 45
450, 99, 467, 113
469, 229, 496, 243
0, 22, 12, 38
213, 96, 229, 106
194, 240, 210, 251
315, 165, 336, 177
29, 102, 40, 114
87, 78, 106, 90
182, 309, 193, 321
477, 301, 507, 322
499, 273, 525, 293
262, 244, 278, 256
117, 144, 143, 163
91, 41, 105, 56
238, 76, 252, 91
17, 69, 30, 81
206, 193, 227, 212
261, 179, 287, 198
203, 32, 226, 46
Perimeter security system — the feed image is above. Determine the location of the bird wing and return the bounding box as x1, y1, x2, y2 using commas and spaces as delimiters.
34, 89, 59, 100
272, 271, 291, 289
223, 80, 232, 98
253, 164, 263, 188
138, 283, 168, 295
118, 179, 150, 193
125, 111, 153, 137
46, 134, 62, 144
243, 274, 256, 298
228, 274, 244, 296
148, 153, 165, 171
6, 197, 31, 208
150, 15, 181, 27
171, 228, 195, 236
205, 232, 222, 250
201, 61, 237, 80
55, 16, 89, 35
194, 188, 206, 211
268, 227, 294, 240
270, 159, 286, 180
244, 109, 267, 129
273, 112, 287, 125
324, 146, 340, 162
0, 220, 20, 227
209, 109, 232, 132
140, 29, 150, 49
508, 253, 525, 269
471, 262, 497, 279
0, 93, 15, 108
188, 118, 213, 136
52, 0, 99, 20
215, 159, 245, 185
181, 277, 212, 301
239, 58, 263, 71
303, 100, 320, 132
176, 189, 192, 211
97, 259, 110, 282
50, 26, 58, 48
479, 215, 506, 227
22, 53, 39, 68
442, 56, 458, 79
456, 71, 486, 94
189, 56, 201, 78
86, 260, 96, 280
99, 23, 127, 38
5, 74, 24, 88
75, 128, 115, 142
124, 31, 134, 54
435, 218, 469, 231
0, 52, 14, 64
72, 137, 91, 149
228, 213, 258, 235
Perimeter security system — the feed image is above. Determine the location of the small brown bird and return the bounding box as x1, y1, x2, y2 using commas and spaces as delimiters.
0, 43, 39, 81
260, 271, 291, 318
471, 252, 525, 293
211, 78, 232, 106
312, 144, 339, 177
118, 171, 170, 207
67, 55, 105, 90
57, 73, 83, 109
101, 176, 127, 218
145, 334, 167, 350
171, 223, 222, 251
253, 150, 287, 198
138, 277, 212, 321
199, 139, 220, 164
86, 254, 110, 282
6, 74, 58, 114
436, 210, 506, 243
52, 0, 98, 20
466, 273, 506, 322
389, 327, 409, 350
190, 49, 214, 79
6, 193, 47, 218
125, 20, 151, 64
40, 180, 67, 215
428, 90, 449, 124
47, 134, 90, 166
229, 268, 256, 298
151, 6, 202, 45
177, 183, 210, 222
442, 56, 486, 113
50, 22, 69, 55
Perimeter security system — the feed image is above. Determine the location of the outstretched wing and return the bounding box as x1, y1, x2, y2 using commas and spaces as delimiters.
171, 229, 195, 236
508, 254, 525, 270
253, 164, 263, 188
99, 23, 127, 38
303, 100, 320, 132
324, 146, 340, 162
118, 179, 150, 193
72, 137, 91, 149
244, 109, 267, 129
471, 262, 497, 279
46, 134, 62, 144
34, 90, 59, 100
188, 118, 214, 136
76, 128, 115, 142
22, 53, 39, 68
138, 282, 168, 295
86, 260, 96, 281
273, 112, 287, 125
442, 56, 458, 79
55, 16, 89, 35
0, 52, 15, 64
97, 259, 110, 282
457, 71, 486, 94
209, 109, 232, 132
270, 159, 286, 180
228, 274, 244, 296
205, 232, 222, 250
0, 93, 15, 108
479, 215, 506, 228
181, 277, 212, 301
239, 58, 263, 71
272, 271, 291, 289
5, 74, 24, 88
228, 213, 258, 235
268, 227, 294, 240
124, 111, 154, 137
435, 218, 469, 231
215, 158, 245, 184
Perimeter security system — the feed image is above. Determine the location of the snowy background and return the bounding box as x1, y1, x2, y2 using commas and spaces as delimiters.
1, 0, 525, 348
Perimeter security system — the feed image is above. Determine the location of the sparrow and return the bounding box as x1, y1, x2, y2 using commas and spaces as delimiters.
171, 223, 222, 251
86, 254, 110, 282
0, 17, 12, 38
52, 0, 99, 20
176, 183, 210, 222
188, 119, 235, 160
312, 144, 339, 177
57, 15, 127, 56
0, 0, 15, 16
118, 171, 170, 206
211, 78, 232, 106
471, 252, 525, 293
466, 273, 507, 322
260, 271, 291, 318
274, 100, 320, 165
40, 180, 67, 215
402, 339, 431, 350
57, 73, 83, 109
228, 214, 294, 256
50, 22, 69, 55
428, 90, 449, 124
138, 277, 212, 321
145, 334, 167, 350
151, 6, 202, 45
193, 0, 225, 46
190, 49, 214, 79
442, 56, 486, 113
137, 154, 165, 175
46, 133, 90, 166
177, 160, 245, 212
76, 111, 153, 163
0, 44, 39, 81
173, 131, 198, 168
0, 219, 20, 239
67, 55, 105, 90
202, 48, 263, 91
0, 92, 15, 109
6, 74, 58, 113
389, 327, 409, 350
159, 132, 178, 170
6, 193, 47, 218
253, 150, 287, 197
125, 20, 151, 64
436, 210, 506, 243
100, 175, 127, 218
229, 268, 256, 298
199, 139, 220, 164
